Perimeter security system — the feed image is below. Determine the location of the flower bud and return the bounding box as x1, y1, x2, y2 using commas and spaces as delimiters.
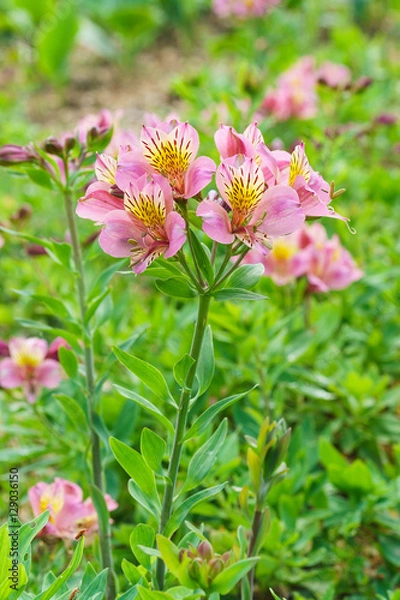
197, 540, 214, 560
43, 137, 64, 156
352, 76, 373, 93
188, 558, 202, 581
208, 557, 225, 579
64, 136, 76, 152
0, 144, 36, 166
10, 204, 32, 223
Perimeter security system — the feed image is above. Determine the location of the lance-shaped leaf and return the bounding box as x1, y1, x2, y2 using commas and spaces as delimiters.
174, 353, 196, 388
209, 558, 259, 595
78, 569, 109, 600
113, 347, 175, 405
165, 483, 227, 537
155, 277, 197, 299
185, 387, 256, 441
181, 419, 228, 493
195, 325, 215, 398
34, 537, 84, 600
110, 437, 161, 517
131, 524, 155, 571
141, 428, 166, 472
138, 587, 174, 600
114, 385, 174, 434
224, 263, 264, 290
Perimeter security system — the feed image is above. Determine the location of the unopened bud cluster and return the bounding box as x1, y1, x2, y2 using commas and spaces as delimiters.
179, 540, 233, 589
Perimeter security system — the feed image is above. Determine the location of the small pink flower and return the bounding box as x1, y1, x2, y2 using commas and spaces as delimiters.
259, 57, 318, 121
318, 61, 352, 89
0, 337, 63, 403
99, 174, 186, 273
117, 120, 216, 199
300, 223, 363, 293
197, 157, 304, 254
29, 478, 118, 540
213, 0, 281, 18
248, 231, 310, 285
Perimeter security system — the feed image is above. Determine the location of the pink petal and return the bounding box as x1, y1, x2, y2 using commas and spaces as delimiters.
77, 182, 123, 223
46, 337, 70, 361
164, 212, 187, 258
254, 185, 305, 237
197, 199, 235, 244
36, 359, 62, 389
0, 358, 24, 388
214, 125, 254, 158
184, 156, 216, 199
99, 210, 140, 258
115, 149, 152, 191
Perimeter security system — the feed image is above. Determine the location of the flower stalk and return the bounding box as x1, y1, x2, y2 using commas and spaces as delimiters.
156, 292, 212, 589
62, 187, 116, 600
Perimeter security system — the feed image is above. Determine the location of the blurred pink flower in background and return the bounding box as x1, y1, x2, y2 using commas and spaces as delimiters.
246, 222, 362, 292
317, 61, 352, 89
213, 0, 281, 18
299, 223, 363, 292
29, 478, 118, 540
258, 57, 318, 121
0, 337, 67, 402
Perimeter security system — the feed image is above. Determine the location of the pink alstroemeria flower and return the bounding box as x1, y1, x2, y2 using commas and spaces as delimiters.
245, 230, 310, 285
273, 142, 347, 221
29, 478, 118, 540
213, 0, 281, 18
259, 57, 318, 121
117, 120, 216, 199
215, 123, 279, 185
318, 61, 352, 89
99, 174, 186, 273
299, 223, 363, 293
0, 337, 64, 403
197, 157, 304, 254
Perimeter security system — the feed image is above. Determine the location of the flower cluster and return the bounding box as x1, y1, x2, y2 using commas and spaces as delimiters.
246, 222, 363, 292
257, 57, 353, 121
212, 0, 281, 18
29, 478, 118, 540
0, 337, 68, 403
77, 119, 347, 273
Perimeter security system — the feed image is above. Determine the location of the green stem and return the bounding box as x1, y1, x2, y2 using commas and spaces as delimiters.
156, 293, 212, 589
212, 248, 250, 290
214, 246, 232, 283
244, 507, 264, 600
183, 203, 205, 288
63, 188, 116, 600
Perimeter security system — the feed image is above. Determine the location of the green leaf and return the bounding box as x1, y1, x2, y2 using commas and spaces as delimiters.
113, 347, 175, 405
138, 586, 174, 600
35, 537, 84, 600
189, 231, 214, 284
195, 325, 215, 397
85, 289, 111, 325
47, 241, 73, 270
36, 2, 79, 81
131, 524, 155, 570
224, 264, 264, 290
114, 385, 174, 434
24, 167, 54, 189
213, 288, 267, 302
174, 354, 195, 388
58, 347, 79, 378
13, 290, 72, 320
165, 483, 227, 537
121, 559, 144, 586
54, 394, 88, 433
319, 438, 348, 470
140, 428, 166, 472
77, 569, 108, 600
155, 277, 197, 299
269, 590, 286, 600
209, 558, 259, 594
156, 535, 181, 575
89, 259, 127, 301
185, 387, 256, 441
110, 437, 161, 517
182, 419, 228, 493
